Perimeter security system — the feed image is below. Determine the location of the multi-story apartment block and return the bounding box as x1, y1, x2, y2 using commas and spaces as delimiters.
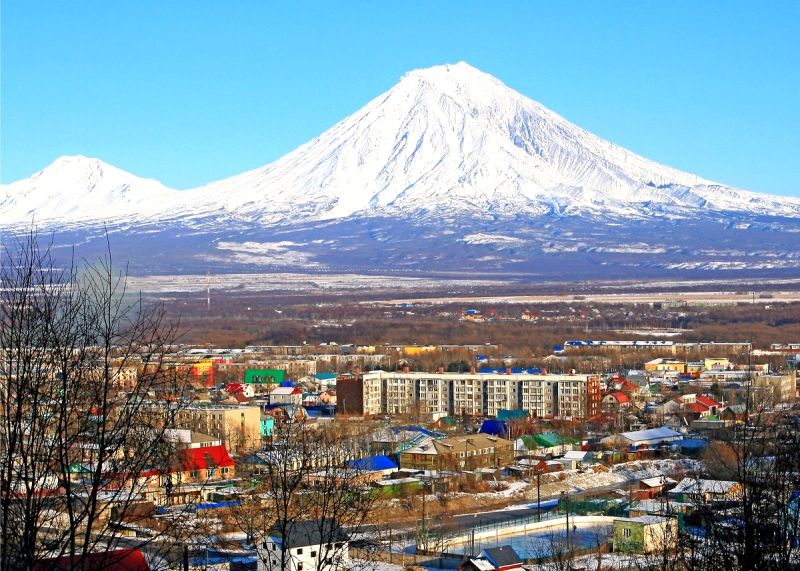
337, 371, 600, 419
336, 372, 383, 415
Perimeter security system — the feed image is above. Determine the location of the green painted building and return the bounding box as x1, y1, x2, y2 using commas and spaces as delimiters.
244, 368, 285, 385
614, 515, 677, 554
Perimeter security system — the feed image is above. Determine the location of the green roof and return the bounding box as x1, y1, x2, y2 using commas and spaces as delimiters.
244, 369, 285, 384
533, 432, 579, 448
435, 416, 457, 427
497, 409, 529, 422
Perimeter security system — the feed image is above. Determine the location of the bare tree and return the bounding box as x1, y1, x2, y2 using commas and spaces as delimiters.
0, 232, 191, 570
253, 419, 385, 571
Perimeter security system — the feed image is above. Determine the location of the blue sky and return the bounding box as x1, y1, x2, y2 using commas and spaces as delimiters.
3, 1, 799, 196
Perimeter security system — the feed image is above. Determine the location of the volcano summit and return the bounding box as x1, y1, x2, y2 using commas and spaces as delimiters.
3, 63, 800, 280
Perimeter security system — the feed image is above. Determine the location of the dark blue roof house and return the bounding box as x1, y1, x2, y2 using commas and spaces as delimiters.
346, 455, 398, 472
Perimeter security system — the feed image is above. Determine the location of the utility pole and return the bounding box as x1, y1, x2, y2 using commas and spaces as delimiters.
537, 469, 542, 522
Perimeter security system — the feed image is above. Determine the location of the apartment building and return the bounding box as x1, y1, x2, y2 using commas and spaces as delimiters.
172, 404, 261, 445
337, 371, 599, 419
336, 372, 383, 415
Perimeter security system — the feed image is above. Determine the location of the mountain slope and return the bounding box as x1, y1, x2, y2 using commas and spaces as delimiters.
0, 155, 181, 228
3, 62, 800, 230
188, 62, 800, 224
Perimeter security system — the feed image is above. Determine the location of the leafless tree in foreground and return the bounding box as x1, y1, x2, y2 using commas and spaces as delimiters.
0, 232, 191, 570
253, 419, 385, 571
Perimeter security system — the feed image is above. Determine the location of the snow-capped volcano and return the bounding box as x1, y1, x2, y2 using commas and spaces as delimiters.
4, 63, 800, 280
3, 62, 800, 229
0, 155, 181, 227
187, 61, 800, 223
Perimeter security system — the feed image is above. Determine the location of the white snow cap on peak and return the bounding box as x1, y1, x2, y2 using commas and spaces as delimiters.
3, 62, 800, 229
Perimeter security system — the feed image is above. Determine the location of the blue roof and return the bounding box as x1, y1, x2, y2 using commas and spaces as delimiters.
347, 455, 398, 472
394, 426, 446, 438
479, 419, 508, 436
279, 381, 295, 387
680, 439, 709, 449
313, 373, 337, 380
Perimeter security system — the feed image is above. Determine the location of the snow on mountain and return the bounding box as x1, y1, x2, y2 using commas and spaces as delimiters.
188, 61, 800, 224
3, 62, 800, 230
0, 155, 181, 228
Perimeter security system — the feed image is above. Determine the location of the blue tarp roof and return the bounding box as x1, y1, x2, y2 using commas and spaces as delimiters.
346, 455, 399, 472
279, 381, 295, 387
479, 419, 508, 436
394, 426, 446, 438
314, 373, 337, 380
680, 439, 709, 449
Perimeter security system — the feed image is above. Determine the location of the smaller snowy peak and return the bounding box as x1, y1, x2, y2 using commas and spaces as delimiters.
0, 155, 181, 227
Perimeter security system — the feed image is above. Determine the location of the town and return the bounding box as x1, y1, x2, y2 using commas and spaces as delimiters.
6, 287, 800, 571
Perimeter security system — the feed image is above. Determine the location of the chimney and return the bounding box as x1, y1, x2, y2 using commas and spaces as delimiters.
354, 367, 361, 375
403, 366, 410, 373
438, 367, 444, 374
542, 368, 547, 375
470, 367, 476, 374
506, 367, 512, 375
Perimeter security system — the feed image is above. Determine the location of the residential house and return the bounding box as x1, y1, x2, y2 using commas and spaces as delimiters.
270, 386, 303, 406
399, 434, 514, 472
601, 427, 683, 449
603, 391, 631, 410
459, 546, 523, 571
669, 478, 742, 503
35, 548, 150, 571
257, 519, 349, 571
613, 516, 678, 554
345, 455, 399, 478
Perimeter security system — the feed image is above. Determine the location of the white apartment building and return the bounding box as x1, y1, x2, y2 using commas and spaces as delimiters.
340, 371, 600, 419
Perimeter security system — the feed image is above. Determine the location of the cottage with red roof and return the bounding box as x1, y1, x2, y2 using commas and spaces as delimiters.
602, 391, 631, 410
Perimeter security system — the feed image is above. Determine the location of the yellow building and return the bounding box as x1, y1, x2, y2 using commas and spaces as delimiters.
703, 358, 730, 370
644, 358, 686, 373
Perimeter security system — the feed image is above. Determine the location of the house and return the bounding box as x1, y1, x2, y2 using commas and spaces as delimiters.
603, 391, 631, 410
459, 545, 523, 571
555, 450, 594, 470
257, 518, 349, 571
35, 548, 150, 571
269, 386, 303, 406
399, 434, 514, 472
530, 432, 579, 456
601, 427, 683, 449
432, 415, 458, 431
719, 404, 748, 422
613, 516, 678, 554
669, 478, 742, 503
346, 454, 398, 478
265, 403, 309, 425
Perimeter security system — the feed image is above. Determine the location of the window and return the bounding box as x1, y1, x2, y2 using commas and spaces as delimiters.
222, 467, 230, 474
206, 468, 215, 479
311, 551, 317, 557
271, 544, 277, 551
623, 528, 631, 537
190, 470, 199, 478
297, 549, 303, 555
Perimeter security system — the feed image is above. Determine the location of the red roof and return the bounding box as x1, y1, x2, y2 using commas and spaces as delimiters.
685, 402, 707, 413
226, 383, 245, 393
35, 548, 149, 571
696, 396, 721, 408
178, 444, 235, 471
608, 392, 630, 403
